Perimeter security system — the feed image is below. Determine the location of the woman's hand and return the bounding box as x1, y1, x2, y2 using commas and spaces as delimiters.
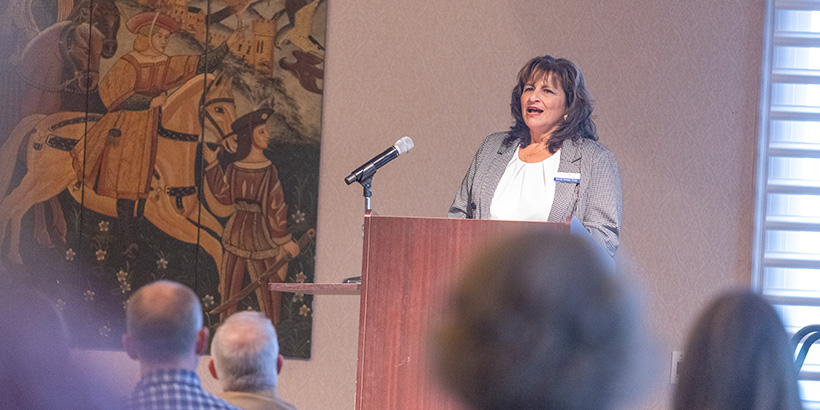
150, 94, 168, 108
282, 240, 300, 259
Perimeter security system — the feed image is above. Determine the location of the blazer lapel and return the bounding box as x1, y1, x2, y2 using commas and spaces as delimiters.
548, 139, 582, 222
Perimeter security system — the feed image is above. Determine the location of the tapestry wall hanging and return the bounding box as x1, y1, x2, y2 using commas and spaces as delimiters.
0, 0, 325, 358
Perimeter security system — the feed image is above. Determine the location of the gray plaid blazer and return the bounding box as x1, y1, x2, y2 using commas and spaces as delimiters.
448, 132, 623, 256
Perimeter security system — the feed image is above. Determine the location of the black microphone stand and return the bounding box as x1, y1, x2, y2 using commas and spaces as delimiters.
342, 175, 374, 285
361, 176, 373, 212
346, 159, 379, 212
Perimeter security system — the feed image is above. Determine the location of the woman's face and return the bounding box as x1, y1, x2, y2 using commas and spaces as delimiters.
520, 72, 567, 138
149, 27, 171, 53
252, 124, 270, 150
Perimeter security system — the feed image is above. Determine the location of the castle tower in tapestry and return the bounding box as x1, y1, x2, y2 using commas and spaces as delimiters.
251, 19, 277, 77
206, 19, 277, 76
232, 35, 253, 63
166, 0, 188, 25
138, 0, 188, 23
184, 6, 206, 43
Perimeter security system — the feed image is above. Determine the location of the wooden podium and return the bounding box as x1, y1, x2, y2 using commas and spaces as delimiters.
355, 213, 571, 410
268, 213, 583, 409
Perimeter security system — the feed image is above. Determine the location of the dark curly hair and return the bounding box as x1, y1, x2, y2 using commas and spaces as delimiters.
509, 55, 597, 153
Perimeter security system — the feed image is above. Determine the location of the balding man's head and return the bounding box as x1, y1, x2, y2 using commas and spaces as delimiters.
124, 281, 203, 363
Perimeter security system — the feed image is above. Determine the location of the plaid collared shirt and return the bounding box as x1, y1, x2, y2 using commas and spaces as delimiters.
124, 369, 241, 410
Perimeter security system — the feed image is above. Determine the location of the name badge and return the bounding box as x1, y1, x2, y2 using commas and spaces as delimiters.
554, 172, 581, 183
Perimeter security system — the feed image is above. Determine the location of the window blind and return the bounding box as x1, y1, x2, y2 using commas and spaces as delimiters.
755, 0, 820, 406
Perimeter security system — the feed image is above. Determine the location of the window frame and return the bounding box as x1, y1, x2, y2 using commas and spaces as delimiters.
754, 0, 820, 406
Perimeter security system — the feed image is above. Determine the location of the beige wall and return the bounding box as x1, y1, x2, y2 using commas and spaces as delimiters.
79, 0, 766, 409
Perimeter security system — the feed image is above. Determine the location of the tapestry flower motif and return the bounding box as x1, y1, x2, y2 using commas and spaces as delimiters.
55, 299, 66, 311
99, 325, 111, 338
293, 293, 304, 303
119, 281, 131, 294
299, 304, 311, 317
84, 290, 95, 301
156, 258, 168, 270
116, 269, 131, 294
202, 295, 215, 309
65, 248, 76, 261
295, 271, 306, 283
95, 249, 107, 261
98, 221, 109, 232
292, 210, 306, 223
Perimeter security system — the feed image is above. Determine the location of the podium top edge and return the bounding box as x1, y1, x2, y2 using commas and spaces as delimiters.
363, 213, 571, 226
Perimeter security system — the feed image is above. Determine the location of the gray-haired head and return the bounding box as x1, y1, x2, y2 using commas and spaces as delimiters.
124, 280, 203, 362
211, 311, 280, 392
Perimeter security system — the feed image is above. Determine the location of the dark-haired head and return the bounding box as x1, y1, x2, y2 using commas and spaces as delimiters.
233, 125, 255, 161
433, 229, 640, 410
231, 108, 272, 161
510, 55, 597, 153
673, 291, 802, 410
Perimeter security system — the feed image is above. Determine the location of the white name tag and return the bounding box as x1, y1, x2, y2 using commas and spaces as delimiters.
554, 172, 581, 183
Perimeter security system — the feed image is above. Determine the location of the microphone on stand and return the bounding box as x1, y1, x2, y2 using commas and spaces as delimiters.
344, 136, 414, 185
343, 136, 415, 282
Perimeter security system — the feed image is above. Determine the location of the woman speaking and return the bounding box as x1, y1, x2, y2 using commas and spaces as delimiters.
449, 55, 622, 256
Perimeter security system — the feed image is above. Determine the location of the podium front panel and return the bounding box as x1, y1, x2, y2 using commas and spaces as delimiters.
355, 215, 568, 410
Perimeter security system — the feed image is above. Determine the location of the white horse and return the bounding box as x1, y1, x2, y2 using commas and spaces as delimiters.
0, 74, 236, 271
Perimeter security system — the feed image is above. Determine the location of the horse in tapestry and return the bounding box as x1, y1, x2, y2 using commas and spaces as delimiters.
0, 74, 235, 271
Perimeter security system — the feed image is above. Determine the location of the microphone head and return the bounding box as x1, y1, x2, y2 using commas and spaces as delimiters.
394, 136, 414, 155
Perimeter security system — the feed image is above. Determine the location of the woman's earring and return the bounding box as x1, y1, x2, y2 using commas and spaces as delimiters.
563, 114, 568, 120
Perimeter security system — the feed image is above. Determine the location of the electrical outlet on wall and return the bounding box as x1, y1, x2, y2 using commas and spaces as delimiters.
671, 351, 684, 384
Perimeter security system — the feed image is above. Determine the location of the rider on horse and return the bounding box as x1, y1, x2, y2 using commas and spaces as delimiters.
71, 11, 244, 257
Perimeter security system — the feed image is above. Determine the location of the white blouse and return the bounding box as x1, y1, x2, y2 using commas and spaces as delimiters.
489, 147, 561, 221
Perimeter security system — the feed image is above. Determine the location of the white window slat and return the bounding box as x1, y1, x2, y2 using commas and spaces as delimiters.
765, 291, 820, 306
768, 141, 820, 158
765, 216, 820, 231
767, 180, 820, 195
777, 0, 820, 11
775, 31, 820, 47
770, 105, 820, 121
773, 68, 820, 84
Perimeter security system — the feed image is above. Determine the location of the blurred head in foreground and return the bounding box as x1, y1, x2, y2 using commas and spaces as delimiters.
673, 291, 801, 410
433, 229, 641, 410
0, 284, 112, 409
